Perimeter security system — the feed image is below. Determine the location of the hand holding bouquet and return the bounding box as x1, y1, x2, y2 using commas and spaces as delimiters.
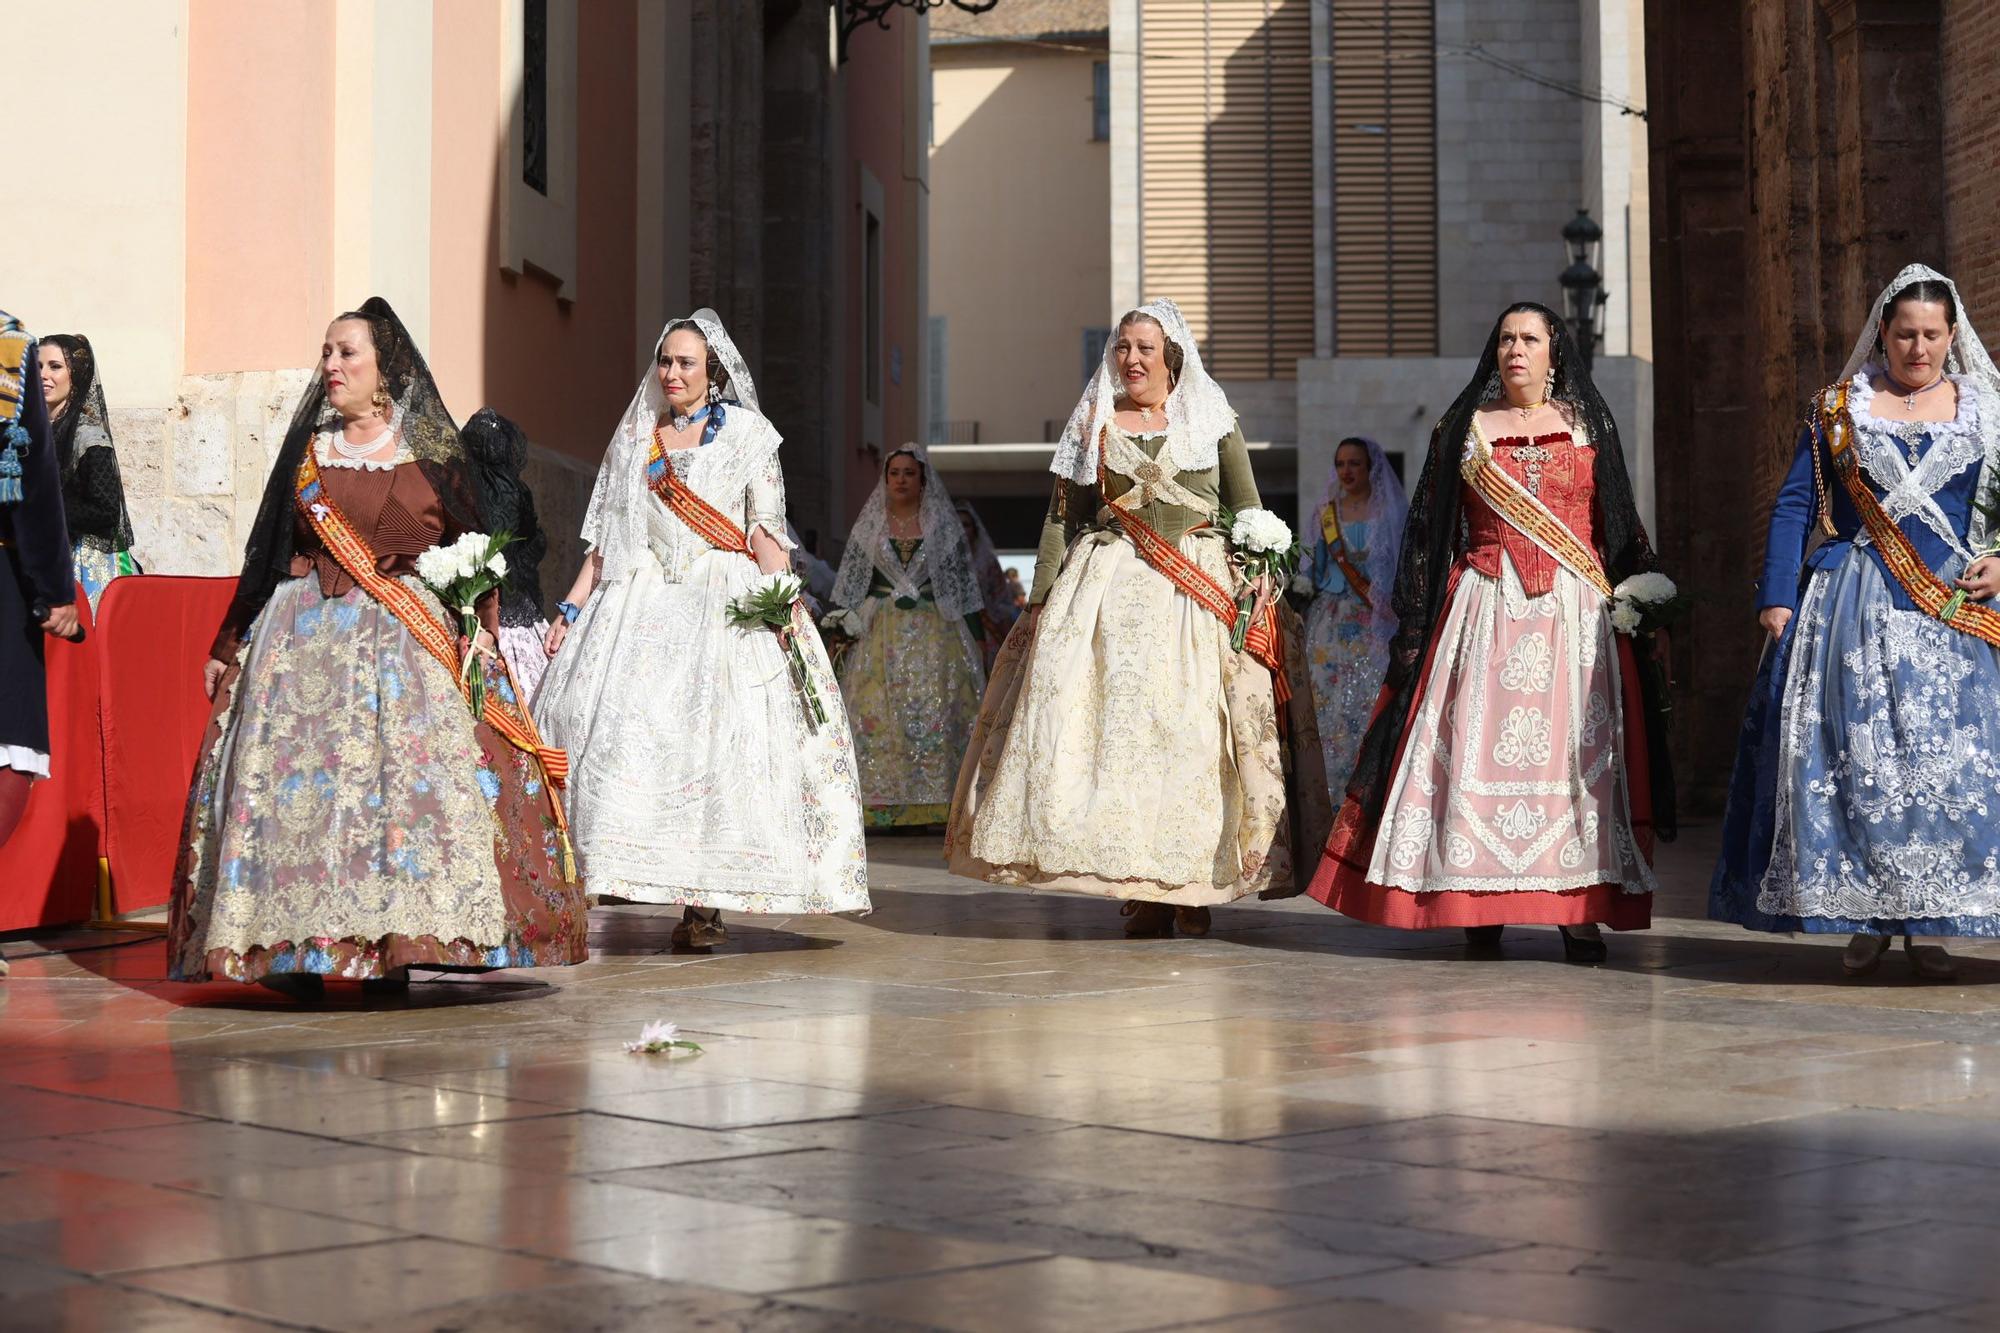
727, 570, 828, 730
1221, 507, 1302, 652
415, 531, 514, 719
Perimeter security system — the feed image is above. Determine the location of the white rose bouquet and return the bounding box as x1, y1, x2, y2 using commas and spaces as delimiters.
1221, 506, 1303, 652
415, 530, 515, 719
1608, 572, 1688, 638
726, 570, 828, 730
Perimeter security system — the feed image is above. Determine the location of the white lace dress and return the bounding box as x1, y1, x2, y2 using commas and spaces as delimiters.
531, 417, 869, 914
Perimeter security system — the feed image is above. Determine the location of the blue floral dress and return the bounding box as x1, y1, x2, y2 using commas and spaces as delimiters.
1304, 514, 1389, 796
1712, 372, 2000, 936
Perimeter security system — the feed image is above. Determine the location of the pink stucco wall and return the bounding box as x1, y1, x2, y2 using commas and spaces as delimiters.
183, 0, 336, 374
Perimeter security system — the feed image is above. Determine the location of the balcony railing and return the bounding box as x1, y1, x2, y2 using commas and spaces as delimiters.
930, 420, 980, 444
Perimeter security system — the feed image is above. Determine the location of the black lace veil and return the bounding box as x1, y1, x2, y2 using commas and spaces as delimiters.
216, 297, 484, 654
460, 407, 549, 627
1343, 302, 1675, 839
43, 333, 134, 552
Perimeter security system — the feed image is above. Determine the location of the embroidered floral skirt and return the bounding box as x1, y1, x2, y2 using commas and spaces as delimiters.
947, 529, 1293, 906
74, 542, 139, 612
532, 549, 870, 915
169, 576, 589, 983
1711, 547, 2000, 936
1305, 588, 1389, 799
500, 622, 551, 703
1312, 559, 1655, 929
838, 598, 982, 827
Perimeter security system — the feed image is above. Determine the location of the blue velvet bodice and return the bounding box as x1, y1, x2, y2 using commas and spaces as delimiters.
1758, 374, 1986, 614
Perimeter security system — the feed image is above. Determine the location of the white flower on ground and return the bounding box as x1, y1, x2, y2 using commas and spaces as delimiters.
625, 1019, 688, 1054
1613, 572, 1677, 605
1230, 507, 1294, 554
1609, 599, 1643, 635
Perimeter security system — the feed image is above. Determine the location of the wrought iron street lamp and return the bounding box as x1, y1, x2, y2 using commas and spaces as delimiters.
1559, 209, 1609, 371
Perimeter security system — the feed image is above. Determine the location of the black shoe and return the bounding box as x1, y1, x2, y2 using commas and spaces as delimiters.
1557, 925, 1608, 965
1463, 925, 1504, 958
258, 972, 326, 1000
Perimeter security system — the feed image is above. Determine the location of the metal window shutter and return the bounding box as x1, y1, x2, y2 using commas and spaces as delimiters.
1329, 0, 1437, 356
1140, 0, 1315, 381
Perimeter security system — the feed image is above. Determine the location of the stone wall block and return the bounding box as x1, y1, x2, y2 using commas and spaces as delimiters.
112, 407, 168, 503
173, 374, 237, 498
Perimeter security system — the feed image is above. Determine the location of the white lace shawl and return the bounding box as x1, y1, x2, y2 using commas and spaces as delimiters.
831, 444, 982, 621
1049, 297, 1238, 485
1836, 263, 2000, 552
581, 310, 782, 584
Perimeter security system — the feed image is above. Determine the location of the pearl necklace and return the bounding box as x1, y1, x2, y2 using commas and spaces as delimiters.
331, 414, 395, 460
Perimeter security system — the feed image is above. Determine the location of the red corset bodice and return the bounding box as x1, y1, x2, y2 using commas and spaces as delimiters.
1462, 431, 1599, 596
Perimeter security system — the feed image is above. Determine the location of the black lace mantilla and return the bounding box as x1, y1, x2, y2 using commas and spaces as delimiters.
43, 333, 134, 551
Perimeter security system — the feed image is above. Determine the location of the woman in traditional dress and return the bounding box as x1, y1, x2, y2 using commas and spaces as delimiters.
831, 446, 985, 828
957, 501, 1019, 671
948, 299, 1328, 937
1306, 303, 1672, 963
0, 312, 81, 875
1711, 265, 2000, 980
36, 334, 139, 610
461, 408, 553, 699
173, 299, 588, 994
1302, 436, 1407, 799
535, 309, 868, 949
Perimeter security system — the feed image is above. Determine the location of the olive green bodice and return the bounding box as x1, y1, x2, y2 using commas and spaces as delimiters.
1030, 424, 1260, 604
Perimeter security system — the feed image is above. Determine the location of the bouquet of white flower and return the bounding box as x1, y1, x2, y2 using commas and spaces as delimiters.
726, 570, 828, 730
1220, 506, 1302, 651
414, 530, 514, 718
1608, 572, 1688, 638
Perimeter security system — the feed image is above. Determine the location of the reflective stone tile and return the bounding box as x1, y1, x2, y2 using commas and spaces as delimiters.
1310, 1257, 1907, 1332
0, 1195, 397, 1274
581, 1078, 929, 1129
356, 1111, 783, 1175
1724, 1219, 2000, 1298
570, 1215, 1042, 1294
126, 1237, 594, 1325
599, 1147, 1121, 1228
0, 1086, 195, 1143
786, 1253, 1300, 1332
0, 1284, 299, 1331
936, 1126, 1396, 1202
347, 1275, 928, 1333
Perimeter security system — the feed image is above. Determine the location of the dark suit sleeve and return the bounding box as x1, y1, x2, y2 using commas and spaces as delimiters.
1756, 423, 1818, 614
11, 359, 76, 610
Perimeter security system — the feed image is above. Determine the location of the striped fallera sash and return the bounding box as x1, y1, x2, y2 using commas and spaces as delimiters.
1460, 425, 1614, 598
1821, 382, 2000, 649
1099, 464, 1289, 705
293, 448, 577, 877
648, 426, 755, 557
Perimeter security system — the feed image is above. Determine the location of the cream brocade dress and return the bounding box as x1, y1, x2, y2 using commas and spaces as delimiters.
947, 424, 1291, 905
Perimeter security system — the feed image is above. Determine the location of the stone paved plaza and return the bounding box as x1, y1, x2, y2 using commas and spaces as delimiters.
2, 829, 1999, 1331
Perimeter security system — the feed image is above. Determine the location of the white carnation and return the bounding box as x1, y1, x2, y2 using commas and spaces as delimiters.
1613, 572, 1677, 606
1290, 571, 1315, 598
1231, 507, 1294, 554
415, 547, 458, 586
1609, 599, 1643, 635
758, 570, 804, 603
486, 552, 508, 579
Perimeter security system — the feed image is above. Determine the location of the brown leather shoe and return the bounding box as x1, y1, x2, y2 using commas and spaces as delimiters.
673, 907, 728, 949
1174, 906, 1212, 937
1119, 901, 1173, 938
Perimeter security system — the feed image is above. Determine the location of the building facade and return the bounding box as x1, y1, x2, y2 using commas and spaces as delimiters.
8, 0, 925, 601
1648, 0, 2000, 809
927, 0, 1113, 546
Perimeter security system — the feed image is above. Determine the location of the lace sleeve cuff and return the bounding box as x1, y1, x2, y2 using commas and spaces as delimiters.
749, 518, 795, 551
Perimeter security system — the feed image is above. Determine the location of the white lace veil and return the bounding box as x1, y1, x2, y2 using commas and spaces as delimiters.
1321, 436, 1408, 658
832, 443, 983, 622
580, 308, 773, 584
1049, 297, 1238, 484
1837, 263, 2000, 550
